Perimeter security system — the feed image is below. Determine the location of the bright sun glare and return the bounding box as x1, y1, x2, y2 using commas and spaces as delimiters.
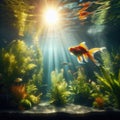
44, 8, 59, 25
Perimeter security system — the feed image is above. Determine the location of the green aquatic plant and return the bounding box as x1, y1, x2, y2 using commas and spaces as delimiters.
101, 48, 120, 77
69, 68, 94, 106
91, 49, 120, 109
26, 82, 42, 104
25, 45, 43, 103
28, 94, 40, 105
48, 69, 71, 106
0, 40, 43, 109
93, 96, 105, 109
26, 84, 38, 95
0, 40, 43, 96
95, 66, 120, 109
111, 50, 120, 77
101, 51, 112, 71
31, 46, 43, 93
91, 83, 110, 109
0, 40, 36, 86
19, 98, 32, 110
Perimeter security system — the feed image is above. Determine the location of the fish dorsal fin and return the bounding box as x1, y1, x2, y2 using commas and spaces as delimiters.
79, 42, 88, 50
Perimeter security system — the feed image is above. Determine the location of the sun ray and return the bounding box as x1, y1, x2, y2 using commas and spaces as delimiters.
44, 8, 59, 25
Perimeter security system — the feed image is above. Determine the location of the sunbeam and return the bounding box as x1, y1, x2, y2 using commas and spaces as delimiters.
39, 25, 80, 89
44, 8, 59, 25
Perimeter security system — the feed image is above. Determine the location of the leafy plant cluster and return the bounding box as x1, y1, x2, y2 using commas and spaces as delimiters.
95, 66, 120, 109
0, 40, 43, 110
48, 69, 71, 106
50, 50, 120, 109
92, 50, 120, 109
69, 68, 94, 105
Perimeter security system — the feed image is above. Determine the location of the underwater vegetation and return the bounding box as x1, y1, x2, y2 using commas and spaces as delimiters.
0, 39, 120, 110
68, 49, 120, 109
69, 67, 94, 106
0, 40, 43, 109
94, 66, 120, 109
94, 49, 120, 109
0, 0, 120, 112
48, 69, 71, 106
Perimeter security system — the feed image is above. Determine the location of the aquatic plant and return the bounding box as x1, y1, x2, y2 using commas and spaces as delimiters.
31, 46, 43, 93
19, 99, 32, 110
28, 94, 40, 105
91, 49, 120, 109
25, 45, 43, 103
0, 40, 43, 109
91, 80, 113, 109
101, 48, 120, 78
48, 69, 71, 106
95, 66, 120, 109
69, 68, 94, 106
111, 50, 120, 77
0, 40, 37, 86
93, 96, 104, 109
11, 83, 41, 108
26, 84, 38, 95
101, 51, 112, 71
26, 83, 41, 105
11, 84, 27, 101
91, 90, 110, 109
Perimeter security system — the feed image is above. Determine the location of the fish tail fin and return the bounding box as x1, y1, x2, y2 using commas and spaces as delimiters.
88, 53, 100, 66
88, 48, 101, 66
89, 47, 106, 55
100, 47, 106, 52
88, 47, 106, 66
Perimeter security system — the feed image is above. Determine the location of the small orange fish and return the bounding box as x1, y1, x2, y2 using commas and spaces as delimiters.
68, 42, 106, 66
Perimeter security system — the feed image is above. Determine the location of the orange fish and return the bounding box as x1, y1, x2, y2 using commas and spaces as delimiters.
68, 42, 106, 66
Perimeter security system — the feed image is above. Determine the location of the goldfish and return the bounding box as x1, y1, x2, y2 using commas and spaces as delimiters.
68, 42, 106, 66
